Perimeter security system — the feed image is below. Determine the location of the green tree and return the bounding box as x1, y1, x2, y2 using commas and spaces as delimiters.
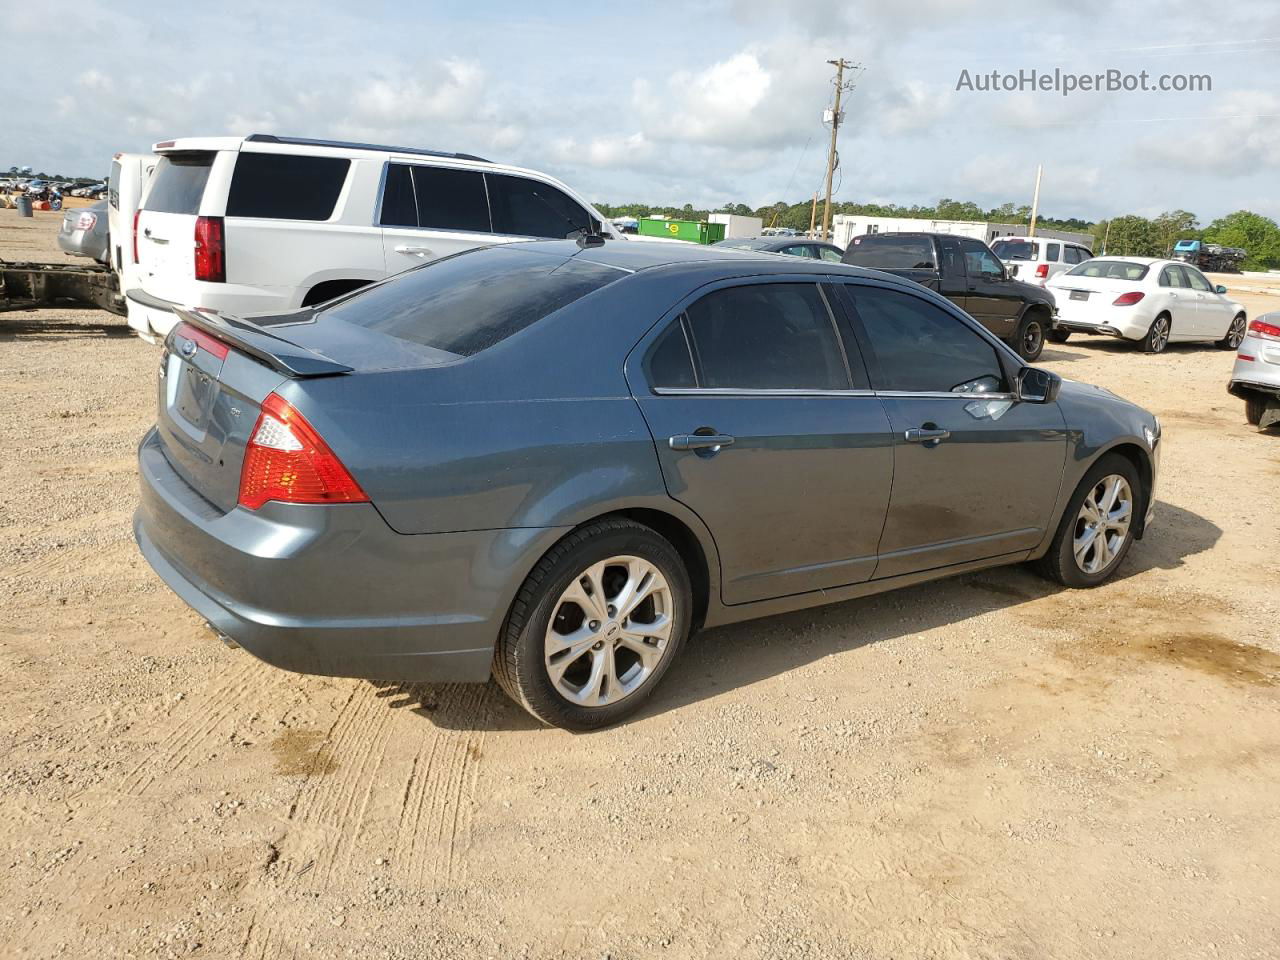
1151, 210, 1199, 257
1101, 215, 1160, 256
1203, 210, 1280, 270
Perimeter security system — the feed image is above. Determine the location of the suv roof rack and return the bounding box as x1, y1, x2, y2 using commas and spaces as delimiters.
244, 134, 490, 163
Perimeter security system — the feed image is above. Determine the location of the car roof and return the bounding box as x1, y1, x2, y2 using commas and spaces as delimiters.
151, 134, 489, 163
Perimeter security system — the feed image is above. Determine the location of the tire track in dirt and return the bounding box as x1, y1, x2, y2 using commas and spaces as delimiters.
122, 657, 264, 796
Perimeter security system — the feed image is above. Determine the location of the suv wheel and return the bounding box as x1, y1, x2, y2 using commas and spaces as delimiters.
1015, 313, 1046, 361
1034, 453, 1142, 588
1217, 314, 1247, 350
1141, 314, 1171, 353
493, 518, 692, 730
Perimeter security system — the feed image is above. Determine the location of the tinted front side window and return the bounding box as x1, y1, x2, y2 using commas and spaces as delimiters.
847, 286, 1004, 394
818, 246, 844, 262
324, 247, 621, 357
683, 284, 847, 390
843, 235, 936, 269
959, 239, 1003, 278
144, 153, 214, 214
487, 174, 593, 238
227, 153, 350, 220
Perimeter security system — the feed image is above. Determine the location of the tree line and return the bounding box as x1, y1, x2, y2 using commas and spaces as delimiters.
594, 198, 1280, 271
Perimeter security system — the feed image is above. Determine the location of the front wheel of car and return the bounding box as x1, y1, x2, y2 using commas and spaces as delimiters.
1015, 313, 1046, 361
493, 518, 692, 730
1047, 328, 1070, 344
1033, 453, 1143, 588
1217, 314, 1247, 350
1141, 313, 1171, 354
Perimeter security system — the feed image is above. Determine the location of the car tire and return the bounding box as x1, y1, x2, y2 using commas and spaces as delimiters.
1033, 453, 1143, 589
1014, 313, 1046, 361
493, 517, 692, 731
1245, 394, 1266, 426
1217, 314, 1247, 350
1047, 329, 1070, 344
1140, 313, 1171, 354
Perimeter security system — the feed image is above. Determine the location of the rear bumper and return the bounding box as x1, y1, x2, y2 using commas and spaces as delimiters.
125, 285, 296, 341
134, 427, 563, 682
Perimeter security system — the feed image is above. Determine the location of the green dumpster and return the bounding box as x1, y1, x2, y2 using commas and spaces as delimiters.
637, 218, 726, 245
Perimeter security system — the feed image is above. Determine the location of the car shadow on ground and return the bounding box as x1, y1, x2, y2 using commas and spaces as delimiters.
0, 317, 132, 340
1037, 346, 1091, 363
387, 499, 1221, 733
1061, 336, 1229, 356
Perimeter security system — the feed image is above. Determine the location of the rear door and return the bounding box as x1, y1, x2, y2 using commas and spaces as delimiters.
137, 151, 217, 302
629, 279, 894, 604
379, 162, 498, 275
835, 282, 1067, 578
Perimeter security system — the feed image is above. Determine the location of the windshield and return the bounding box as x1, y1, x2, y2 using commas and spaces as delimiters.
323, 247, 624, 357
1066, 260, 1149, 281
991, 239, 1036, 261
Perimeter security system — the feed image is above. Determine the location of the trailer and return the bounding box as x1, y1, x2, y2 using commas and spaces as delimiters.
0, 259, 125, 315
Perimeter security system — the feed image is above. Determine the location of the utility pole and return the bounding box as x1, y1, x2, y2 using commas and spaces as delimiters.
808, 191, 818, 238
1027, 164, 1043, 237
821, 58, 860, 242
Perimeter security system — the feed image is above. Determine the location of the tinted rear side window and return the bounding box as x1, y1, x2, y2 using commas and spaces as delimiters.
647, 320, 697, 389
145, 153, 214, 214
227, 153, 350, 220
487, 173, 594, 238
412, 165, 491, 232
843, 235, 936, 269
683, 283, 848, 390
846, 285, 1004, 394
324, 247, 622, 357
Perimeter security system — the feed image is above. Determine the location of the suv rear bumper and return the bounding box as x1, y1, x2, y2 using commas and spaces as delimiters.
134, 427, 563, 682
125, 286, 297, 342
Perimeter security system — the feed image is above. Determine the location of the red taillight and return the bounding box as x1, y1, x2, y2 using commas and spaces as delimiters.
194, 216, 225, 283
171, 321, 230, 361
1248, 318, 1280, 341
1035, 263, 1049, 278
1112, 292, 1146, 306
132, 209, 141, 263
239, 393, 368, 510
1237, 354, 1255, 362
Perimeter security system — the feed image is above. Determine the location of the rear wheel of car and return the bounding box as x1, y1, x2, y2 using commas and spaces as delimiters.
1033, 453, 1142, 588
493, 518, 692, 730
1141, 313, 1171, 354
1047, 328, 1070, 344
1217, 314, 1247, 350
1245, 394, 1266, 425
1014, 313, 1046, 361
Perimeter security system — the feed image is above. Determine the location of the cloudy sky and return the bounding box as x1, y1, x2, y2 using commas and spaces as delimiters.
8, 0, 1279, 224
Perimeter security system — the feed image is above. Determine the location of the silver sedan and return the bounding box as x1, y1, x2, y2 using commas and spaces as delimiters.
57, 200, 109, 263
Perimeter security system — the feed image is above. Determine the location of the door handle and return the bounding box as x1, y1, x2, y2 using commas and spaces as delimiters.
669, 433, 735, 451
904, 426, 951, 444
394, 244, 434, 257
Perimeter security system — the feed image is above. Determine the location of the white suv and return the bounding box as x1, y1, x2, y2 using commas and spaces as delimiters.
127, 135, 623, 342
991, 237, 1093, 287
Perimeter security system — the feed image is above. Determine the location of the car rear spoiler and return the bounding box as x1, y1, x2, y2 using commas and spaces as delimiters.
171, 307, 353, 378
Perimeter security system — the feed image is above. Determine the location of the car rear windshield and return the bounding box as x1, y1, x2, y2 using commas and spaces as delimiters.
991, 239, 1036, 260
144, 152, 214, 214
226, 153, 351, 220
843, 235, 936, 269
1066, 260, 1149, 281
323, 247, 624, 357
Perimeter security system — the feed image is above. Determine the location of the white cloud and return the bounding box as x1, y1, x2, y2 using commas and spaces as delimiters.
1133, 91, 1280, 178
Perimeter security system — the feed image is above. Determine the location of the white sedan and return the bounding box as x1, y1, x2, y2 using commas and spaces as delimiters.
1046, 257, 1247, 354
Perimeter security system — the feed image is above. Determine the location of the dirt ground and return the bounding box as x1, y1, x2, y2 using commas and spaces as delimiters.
2, 207, 1278, 960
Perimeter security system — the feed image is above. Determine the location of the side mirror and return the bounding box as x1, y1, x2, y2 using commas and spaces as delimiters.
1015, 366, 1061, 404
1008, 263, 1020, 278
1215, 284, 1228, 295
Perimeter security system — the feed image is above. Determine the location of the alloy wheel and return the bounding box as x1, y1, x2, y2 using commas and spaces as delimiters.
543, 555, 675, 707
1073, 474, 1133, 574
1150, 316, 1170, 352
1227, 315, 1246, 348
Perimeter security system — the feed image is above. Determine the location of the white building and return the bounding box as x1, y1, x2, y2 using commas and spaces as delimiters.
831, 215, 1092, 251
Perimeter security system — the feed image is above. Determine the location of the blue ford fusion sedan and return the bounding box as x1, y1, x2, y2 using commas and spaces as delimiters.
135, 238, 1160, 729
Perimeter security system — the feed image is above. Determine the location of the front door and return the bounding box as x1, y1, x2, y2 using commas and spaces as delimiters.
1183, 265, 1230, 338
835, 282, 1068, 578
957, 238, 1020, 340
629, 279, 894, 604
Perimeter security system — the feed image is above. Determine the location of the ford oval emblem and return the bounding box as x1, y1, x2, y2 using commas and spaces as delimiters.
179, 339, 197, 359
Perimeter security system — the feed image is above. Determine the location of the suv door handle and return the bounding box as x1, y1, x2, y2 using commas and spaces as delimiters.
394, 244, 434, 257
904, 426, 951, 443
669, 433, 735, 451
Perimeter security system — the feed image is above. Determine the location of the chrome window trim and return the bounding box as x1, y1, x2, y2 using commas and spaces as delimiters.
374, 159, 495, 235
651, 387, 1017, 400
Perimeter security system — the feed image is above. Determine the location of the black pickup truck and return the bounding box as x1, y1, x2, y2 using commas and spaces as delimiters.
842, 232, 1058, 361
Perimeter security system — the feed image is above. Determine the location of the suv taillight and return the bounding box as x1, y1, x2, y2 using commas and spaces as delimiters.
132, 209, 141, 263
194, 215, 225, 283
1035, 263, 1049, 278
1248, 318, 1280, 341
1113, 292, 1145, 306
239, 394, 369, 510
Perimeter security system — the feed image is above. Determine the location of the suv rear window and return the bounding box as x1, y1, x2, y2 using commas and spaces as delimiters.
145, 152, 214, 214
227, 153, 350, 221
1067, 260, 1149, 281
843, 235, 936, 269
324, 247, 622, 357
991, 239, 1036, 260
108, 160, 122, 209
